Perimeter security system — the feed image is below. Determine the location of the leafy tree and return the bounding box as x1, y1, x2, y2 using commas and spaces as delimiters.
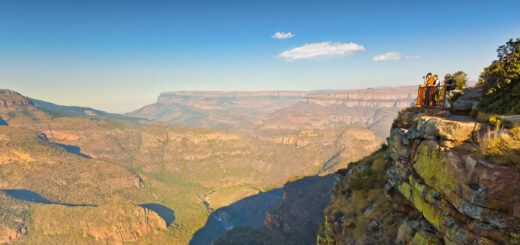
451, 71, 468, 90
479, 38, 520, 114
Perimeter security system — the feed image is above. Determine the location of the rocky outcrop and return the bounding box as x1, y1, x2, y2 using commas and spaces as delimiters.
452, 84, 483, 113
0, 90, 33, 110
319, 102, 520, 244
386, 109, 520, 244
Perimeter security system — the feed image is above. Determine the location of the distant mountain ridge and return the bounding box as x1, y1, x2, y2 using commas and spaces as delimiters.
127, 90, 310, 130
251, 86, 417, 138
128, 86, 417, 139
0, 89, 151, 126
302, 86, 416, 108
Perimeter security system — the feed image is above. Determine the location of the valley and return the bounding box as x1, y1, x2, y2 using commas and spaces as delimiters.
0, 87, 412, 244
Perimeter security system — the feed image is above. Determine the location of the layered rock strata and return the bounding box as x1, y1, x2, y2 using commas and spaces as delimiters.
386, 109, 519, 244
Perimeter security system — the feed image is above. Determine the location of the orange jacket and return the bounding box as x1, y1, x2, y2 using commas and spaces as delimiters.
425, 77, 435, 86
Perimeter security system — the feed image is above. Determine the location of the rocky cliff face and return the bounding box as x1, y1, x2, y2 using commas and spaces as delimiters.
386, 109, 519, 244
0, 90, 33, 110
253, 86, 417, 138
302, 86, 416, 108
318, 86, 520, 244
213, 175, 339, 245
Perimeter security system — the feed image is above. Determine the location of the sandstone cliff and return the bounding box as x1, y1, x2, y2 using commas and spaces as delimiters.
253, 86, 417, 138
318, 86, 520, 244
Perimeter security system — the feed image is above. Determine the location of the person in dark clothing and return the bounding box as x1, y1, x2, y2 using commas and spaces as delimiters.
444, 74, 457, 109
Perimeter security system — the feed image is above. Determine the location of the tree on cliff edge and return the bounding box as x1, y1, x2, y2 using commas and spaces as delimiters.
479, 38, 520, 114
450, 71, 468, 90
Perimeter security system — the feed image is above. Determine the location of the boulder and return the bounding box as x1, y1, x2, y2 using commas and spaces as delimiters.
417, 115, 484, 142
452, 84, 483, 113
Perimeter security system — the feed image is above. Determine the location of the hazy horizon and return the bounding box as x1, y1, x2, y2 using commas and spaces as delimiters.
1, 0, 519, 112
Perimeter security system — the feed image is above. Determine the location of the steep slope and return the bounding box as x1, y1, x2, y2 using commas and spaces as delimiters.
127, 91, 308, 130
213, 175, 339, 245
318, 90, 520, 245
251, 86, 417, 138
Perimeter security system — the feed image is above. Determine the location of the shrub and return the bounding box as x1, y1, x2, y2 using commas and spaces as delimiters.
447, 71, 468, 90
478, 125, 520, 170
479, 38, 520, 114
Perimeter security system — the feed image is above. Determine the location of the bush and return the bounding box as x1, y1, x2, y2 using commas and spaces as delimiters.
445, 71, 468, 90
478, 126, 520, 170
479, 38, 520, 114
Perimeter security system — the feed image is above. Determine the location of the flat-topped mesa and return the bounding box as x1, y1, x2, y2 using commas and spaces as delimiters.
302, 86, 417, 108
157, 91, 308, 104
0, 90, 34, 109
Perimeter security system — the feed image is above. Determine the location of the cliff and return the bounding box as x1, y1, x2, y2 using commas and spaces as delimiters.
301, 86, 416, 108
213, 175, 339, 245
127, 91, 308, 130
318, 85, 520, 244
253, 86, 417, 138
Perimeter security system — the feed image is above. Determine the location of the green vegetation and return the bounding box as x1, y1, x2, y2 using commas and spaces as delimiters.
478, 125, 520, 170
318, 147, 405, 244
449, 71, 469, 90
0, 89, 382, 244
479, 38, 520, 114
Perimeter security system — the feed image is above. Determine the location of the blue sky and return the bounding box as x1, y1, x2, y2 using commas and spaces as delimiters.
1, 0, 519, 112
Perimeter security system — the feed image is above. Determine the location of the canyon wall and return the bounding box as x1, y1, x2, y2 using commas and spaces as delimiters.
318, 89, 520, 245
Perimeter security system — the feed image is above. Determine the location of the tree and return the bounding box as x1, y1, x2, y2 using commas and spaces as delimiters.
479, 38, 520, 114
451, 71, 468, 90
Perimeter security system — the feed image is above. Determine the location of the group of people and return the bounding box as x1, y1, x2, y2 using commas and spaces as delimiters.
420, 72, 457, 109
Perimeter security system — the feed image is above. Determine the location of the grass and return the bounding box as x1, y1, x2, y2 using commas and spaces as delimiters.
319, 147, 405, 244
478, 125, 520, 170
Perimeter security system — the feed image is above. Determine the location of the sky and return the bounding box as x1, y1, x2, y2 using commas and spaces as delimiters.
1, 0, 519, 113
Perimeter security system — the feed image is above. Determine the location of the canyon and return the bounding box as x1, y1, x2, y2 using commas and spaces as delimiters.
0, 87, 420, 244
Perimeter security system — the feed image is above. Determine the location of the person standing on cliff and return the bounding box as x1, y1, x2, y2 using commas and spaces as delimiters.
444, 74, 457, 109
424, 73, 434, 86
423, 73, 436, 106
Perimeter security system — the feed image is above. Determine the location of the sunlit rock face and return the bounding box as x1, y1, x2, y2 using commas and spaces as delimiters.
387, 109, 520, 244
318, 101, 519, 245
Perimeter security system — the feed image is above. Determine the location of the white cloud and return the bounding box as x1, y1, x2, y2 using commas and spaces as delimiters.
271, 32, 294, 39
276, 41, 365, 61
404, 55, 420, 60
372, 52, 401, 61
